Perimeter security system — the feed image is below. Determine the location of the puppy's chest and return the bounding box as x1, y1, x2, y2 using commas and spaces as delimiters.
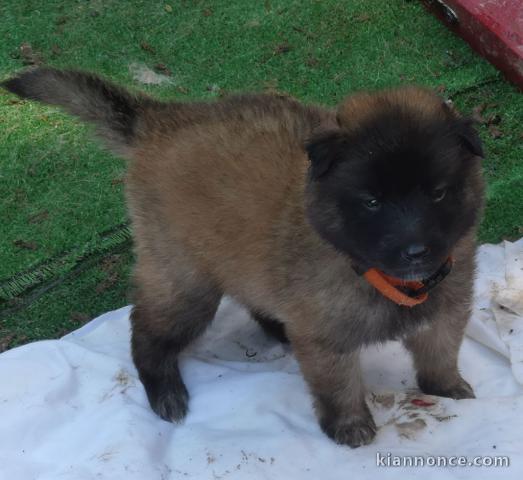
303, 277, 442, 349
366, 300, 435, 342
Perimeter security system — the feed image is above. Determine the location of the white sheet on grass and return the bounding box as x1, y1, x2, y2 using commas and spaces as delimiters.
1, 239, 522, 479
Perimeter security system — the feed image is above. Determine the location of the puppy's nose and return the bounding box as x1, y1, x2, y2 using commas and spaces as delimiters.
402, 244, 430, 261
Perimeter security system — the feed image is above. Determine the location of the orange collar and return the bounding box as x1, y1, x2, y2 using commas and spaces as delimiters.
362, 257, 454, 307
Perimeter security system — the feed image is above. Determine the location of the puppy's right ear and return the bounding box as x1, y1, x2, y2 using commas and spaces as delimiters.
305, 131, 346, 179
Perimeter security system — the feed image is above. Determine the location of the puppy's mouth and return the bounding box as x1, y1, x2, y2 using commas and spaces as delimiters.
383, 267, 439, 282
379, 257, 450, 282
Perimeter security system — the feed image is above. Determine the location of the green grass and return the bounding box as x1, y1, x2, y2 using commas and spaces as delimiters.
1, 0, 522, 350
452, 85, 523, 244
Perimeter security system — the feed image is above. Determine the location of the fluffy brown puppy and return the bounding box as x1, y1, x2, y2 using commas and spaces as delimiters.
3, 68, 484, 448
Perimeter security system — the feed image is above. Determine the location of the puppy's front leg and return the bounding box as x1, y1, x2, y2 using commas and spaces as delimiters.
403, 310, 475, 400
290, 334, 376, 447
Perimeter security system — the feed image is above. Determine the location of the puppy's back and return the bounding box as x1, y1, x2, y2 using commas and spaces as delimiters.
127, 94, 333, 294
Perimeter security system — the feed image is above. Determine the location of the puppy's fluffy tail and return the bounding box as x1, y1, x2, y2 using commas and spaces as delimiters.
2, 67, 154, 155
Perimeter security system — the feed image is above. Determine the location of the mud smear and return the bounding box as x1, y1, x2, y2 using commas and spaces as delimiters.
100, 368, 135, 402
374, 390, 458, 441
395, 418, 427, 439
371, 392, 395, 410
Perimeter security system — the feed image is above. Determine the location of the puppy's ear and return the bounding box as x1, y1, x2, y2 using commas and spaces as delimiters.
455, 118, 484, 158
305, 131, 346, 179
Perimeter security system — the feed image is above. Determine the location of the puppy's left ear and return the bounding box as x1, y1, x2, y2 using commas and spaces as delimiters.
305, 131, 346, 179
455, 118, 484, 158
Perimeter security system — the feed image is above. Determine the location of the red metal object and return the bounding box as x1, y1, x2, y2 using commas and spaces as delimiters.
421, 0, 523, 89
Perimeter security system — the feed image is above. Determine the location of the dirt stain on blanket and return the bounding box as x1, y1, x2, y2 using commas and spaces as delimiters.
115, 369, 131, 388
370, 392, 395, 409
372, 390, 458, 440
395, 418, 427, 439
100, 368, 135, 402
90, 448, 118, 463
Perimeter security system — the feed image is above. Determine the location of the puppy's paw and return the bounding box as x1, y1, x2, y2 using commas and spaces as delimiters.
152, 386, 189, 422
418, 375, 475, 400
142, 374, 190, 422
321, 414, 377, 448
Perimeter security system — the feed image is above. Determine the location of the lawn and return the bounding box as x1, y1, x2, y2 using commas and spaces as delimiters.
1, 0, 522, 350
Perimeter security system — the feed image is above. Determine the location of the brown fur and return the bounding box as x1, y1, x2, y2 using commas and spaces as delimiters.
2, 69, 484, 448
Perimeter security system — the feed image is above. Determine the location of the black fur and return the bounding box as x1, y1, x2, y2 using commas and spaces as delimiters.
417, 373, 475, 399
251, 311, 289, 343
455, 118, 484, 158
318, 397, 377, 448
305, 109, 483, 279
306, 131, 347, 179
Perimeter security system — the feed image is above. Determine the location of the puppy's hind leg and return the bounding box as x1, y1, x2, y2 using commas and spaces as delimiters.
131, 256, 222, 422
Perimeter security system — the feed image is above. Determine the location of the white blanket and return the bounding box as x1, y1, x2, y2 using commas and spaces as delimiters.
1, 239, 522, 479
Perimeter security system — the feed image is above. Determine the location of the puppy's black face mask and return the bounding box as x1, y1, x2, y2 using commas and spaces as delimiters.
305, 111, 484, 280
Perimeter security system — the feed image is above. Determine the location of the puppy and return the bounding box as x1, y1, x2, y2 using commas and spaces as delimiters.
3, 68, 484, 447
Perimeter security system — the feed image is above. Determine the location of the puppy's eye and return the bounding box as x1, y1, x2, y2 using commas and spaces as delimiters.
431, 187, 447, 202
365, 198, 381, 210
